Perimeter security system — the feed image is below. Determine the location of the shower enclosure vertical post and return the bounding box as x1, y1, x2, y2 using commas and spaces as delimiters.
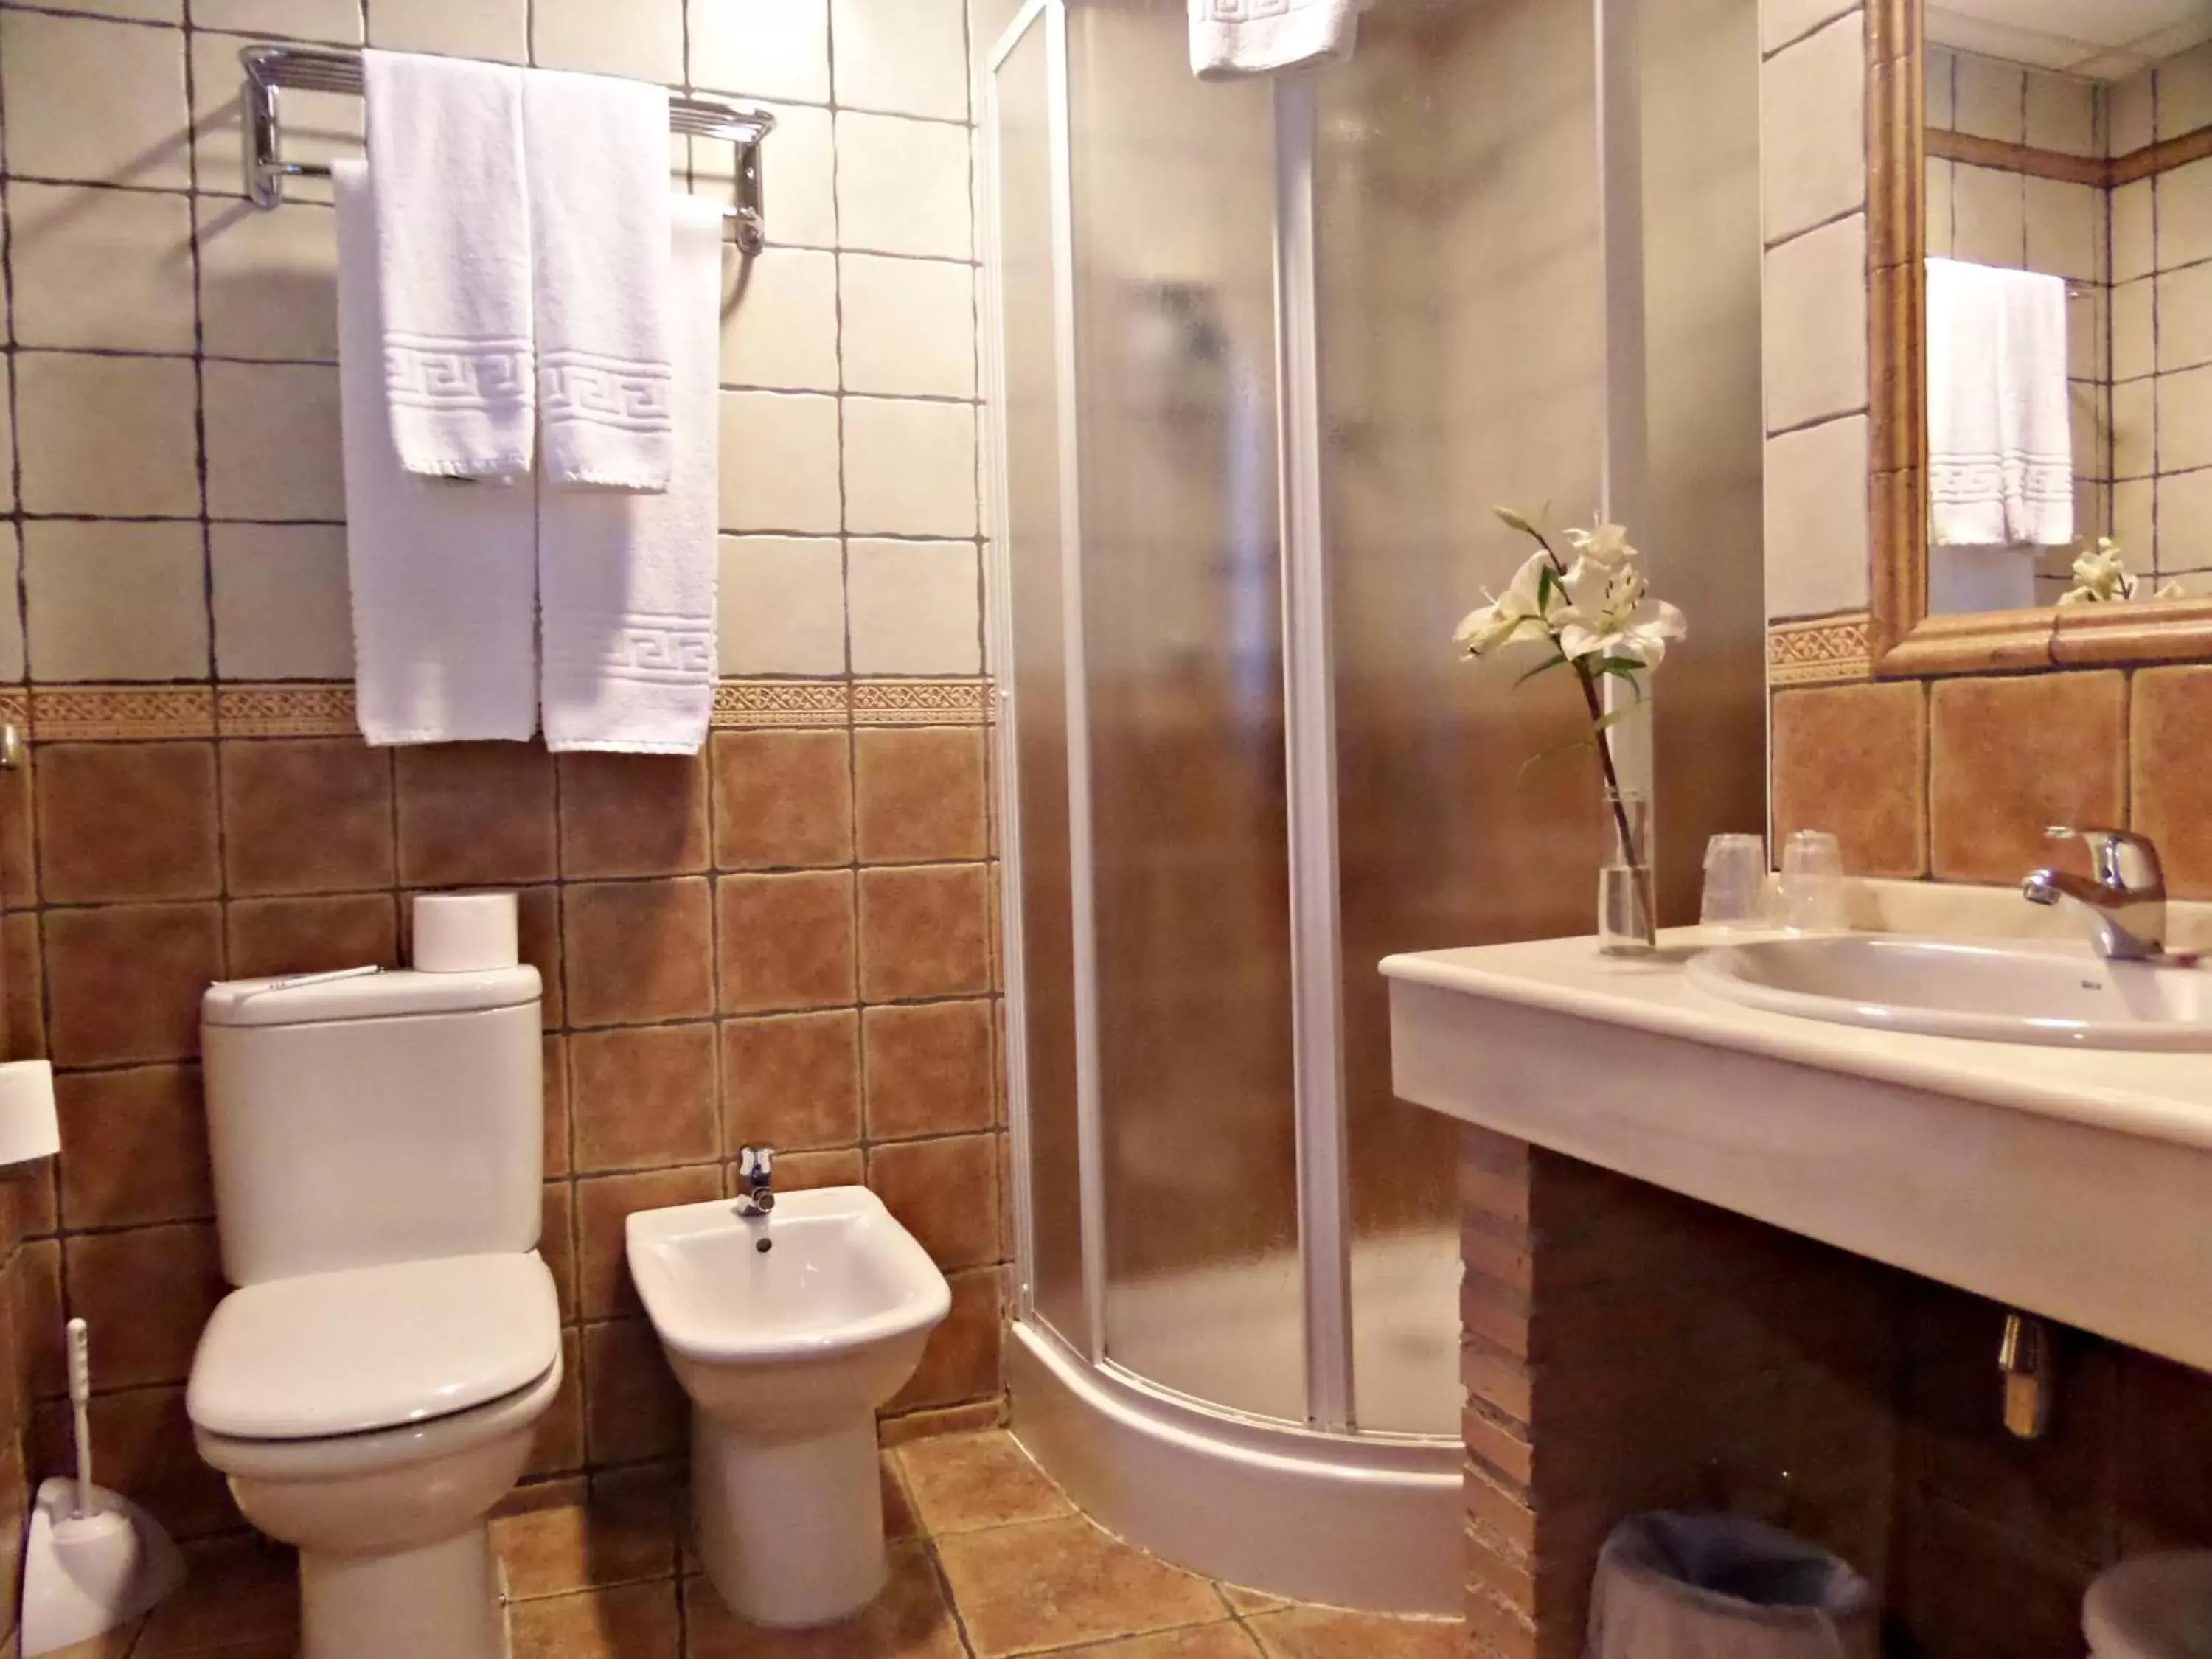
1272, 72, 1356, 1435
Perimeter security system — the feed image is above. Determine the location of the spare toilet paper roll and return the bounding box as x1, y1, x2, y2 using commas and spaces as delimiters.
0, 1060, 58, 1166
413, 891, 521, 973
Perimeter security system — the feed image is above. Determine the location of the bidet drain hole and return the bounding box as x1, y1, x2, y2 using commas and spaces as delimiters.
756, 1237, 773, 1253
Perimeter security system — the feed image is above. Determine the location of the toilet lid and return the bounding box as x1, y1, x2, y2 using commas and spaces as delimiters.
187, 1253, 560, 1441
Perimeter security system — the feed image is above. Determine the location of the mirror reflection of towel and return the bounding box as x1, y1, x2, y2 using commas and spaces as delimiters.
1927, 257, 2074, 549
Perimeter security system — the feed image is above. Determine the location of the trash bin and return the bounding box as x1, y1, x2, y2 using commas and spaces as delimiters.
1586, 1512, 1880, 1659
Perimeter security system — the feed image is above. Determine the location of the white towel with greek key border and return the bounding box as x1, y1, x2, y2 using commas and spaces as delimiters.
335, 160, 539, 745
1189, 0, 1361, 77
538, 196, 721, 752
524, 68, 675, 490
362, 50, 535, 481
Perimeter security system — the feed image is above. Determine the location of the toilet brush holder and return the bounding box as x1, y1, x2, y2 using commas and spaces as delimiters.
21, 1321, 187, 1656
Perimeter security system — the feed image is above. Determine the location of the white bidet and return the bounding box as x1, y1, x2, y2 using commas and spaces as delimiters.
626, 1188, 950, 1627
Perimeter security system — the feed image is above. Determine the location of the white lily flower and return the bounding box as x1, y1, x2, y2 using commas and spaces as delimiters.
1564, 521, 1637, 568
1453, 551, 1563, 659
2060, 537, 2138, 605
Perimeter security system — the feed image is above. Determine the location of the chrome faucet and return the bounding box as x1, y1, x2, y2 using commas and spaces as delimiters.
734, 1145, 776, 1217
2021, 826, 2167, 961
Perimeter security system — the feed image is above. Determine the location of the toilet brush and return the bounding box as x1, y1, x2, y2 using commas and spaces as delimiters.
21, 1319, 187, 1656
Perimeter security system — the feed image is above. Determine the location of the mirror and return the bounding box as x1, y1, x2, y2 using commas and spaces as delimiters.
1921, 3, 2212, 618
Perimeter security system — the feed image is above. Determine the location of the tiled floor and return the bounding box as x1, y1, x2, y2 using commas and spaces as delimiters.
58, 1430, 1463, 1659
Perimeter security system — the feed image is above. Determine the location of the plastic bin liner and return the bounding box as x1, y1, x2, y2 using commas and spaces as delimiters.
1587, 1512, 1880, 1659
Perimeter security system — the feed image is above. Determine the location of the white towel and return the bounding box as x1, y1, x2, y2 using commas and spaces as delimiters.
1927, 257, 2074, 548
539, 198, 722, 753
524, 70, 675, 490
334, 160, 539, 745
1189, 0, 1361, 77
362, 51, 534, 481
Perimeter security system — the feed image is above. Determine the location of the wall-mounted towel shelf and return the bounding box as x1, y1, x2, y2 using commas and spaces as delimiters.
240, 44, 777, 254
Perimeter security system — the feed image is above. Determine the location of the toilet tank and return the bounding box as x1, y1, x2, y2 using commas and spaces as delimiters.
201, 965, 543, 1287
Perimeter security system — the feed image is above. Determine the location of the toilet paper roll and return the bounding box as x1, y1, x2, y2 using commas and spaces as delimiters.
412, 891, 521, 973
0, 1060, 58, 1167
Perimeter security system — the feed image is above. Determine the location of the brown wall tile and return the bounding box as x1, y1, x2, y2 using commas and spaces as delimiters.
515, 886, 564, 1028
774, 1146, 865, 1190
709, 728, 853, 870
2132, 666, 2212, 898
863, 1001, 993, 1141
33, 1387, 237, 1540
2118, 1349, 2212, 1552
570, 1023, 720, 1173
55, 1065, 212, 1230
891, 1266, 1001, 1413
220, 740, 394, 895
563, 877, 714, 1027
543, 1034, 571, 1178
582, 1318, 684, 1465
557, 753, 709, 880
867, 1134, 1001, 1271
225, 893, 398, 981
1930, 672, 2126, 883
859, 865, 991, 1002
1, 762, 37, 911
576, 1164, 721, 1321
1, 914, 41, 1061
44, 902, 222, 1066
855, 728, 987, 864
64, 1222, 223, 1388
527, 1330, 586, 1481
18, 1239, 61, 1400
720, 1009, 860, 1152
37, 742, 219, 903
1770, 682, 1927, 878
541, 1179, 576, 1326
714, 870, 856, 1014
396, 742, 557, 886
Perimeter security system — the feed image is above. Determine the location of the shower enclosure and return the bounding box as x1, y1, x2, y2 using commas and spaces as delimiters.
981, 0, 1766, 1613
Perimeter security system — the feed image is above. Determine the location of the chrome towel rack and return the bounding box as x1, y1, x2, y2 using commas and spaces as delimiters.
240, 44, 777, 255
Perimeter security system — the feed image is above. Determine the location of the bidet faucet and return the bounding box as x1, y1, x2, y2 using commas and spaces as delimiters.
735, 1145, 776, 1217
2021, 825, 2166, 961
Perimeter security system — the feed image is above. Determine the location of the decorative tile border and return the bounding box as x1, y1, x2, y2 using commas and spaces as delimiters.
15, 679, 996, 740
1767, 613, 1874, 686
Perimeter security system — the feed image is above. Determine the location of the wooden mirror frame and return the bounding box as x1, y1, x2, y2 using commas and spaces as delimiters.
1866, 0, 2212, 675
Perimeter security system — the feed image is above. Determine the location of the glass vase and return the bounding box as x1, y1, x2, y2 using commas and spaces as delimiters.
1597, 787, 1656, 956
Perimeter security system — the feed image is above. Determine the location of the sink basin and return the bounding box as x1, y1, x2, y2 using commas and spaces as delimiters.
1686, 934, 2212, 1049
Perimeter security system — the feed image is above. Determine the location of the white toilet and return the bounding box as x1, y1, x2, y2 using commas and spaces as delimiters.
627, 1183, 950, 1627
185, 894, 559, 1659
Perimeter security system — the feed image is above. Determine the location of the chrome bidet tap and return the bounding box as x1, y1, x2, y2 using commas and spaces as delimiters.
735, 1144, 776, 1217
2021, 826, 2167, 961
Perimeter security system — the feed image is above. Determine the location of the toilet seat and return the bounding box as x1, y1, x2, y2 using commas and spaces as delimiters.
189, 1253, 560, 1443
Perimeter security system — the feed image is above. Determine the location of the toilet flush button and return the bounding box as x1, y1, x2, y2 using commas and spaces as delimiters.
412, 891, 521, 973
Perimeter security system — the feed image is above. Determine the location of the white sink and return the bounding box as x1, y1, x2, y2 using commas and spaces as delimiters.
1685, 934, 2212, 1049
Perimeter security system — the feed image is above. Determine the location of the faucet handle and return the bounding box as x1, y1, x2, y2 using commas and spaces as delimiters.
738, 1144, 775, 1184
2045, 826, 2166, 894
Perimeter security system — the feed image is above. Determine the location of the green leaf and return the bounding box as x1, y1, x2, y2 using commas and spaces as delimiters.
1535, 563, 1562, 606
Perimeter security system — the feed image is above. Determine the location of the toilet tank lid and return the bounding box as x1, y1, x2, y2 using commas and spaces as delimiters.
203, 964, 541, 1027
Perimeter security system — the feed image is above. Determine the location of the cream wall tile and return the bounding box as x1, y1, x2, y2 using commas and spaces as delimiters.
717, 536, 846, 674
192, 31, 359, 201
696, 102, 836, 250
2023, 177, 2101, 285
196, 198, 339, 361
0, 529, 21, 684
16, 353, 199, 517
1763, 212, 1865, 433
835, 112, 973, 260
1760, 16, 1864, 246
1951, 164, 2024, 269
2116, 477, 2154, 565
1926, 161, 1953, 257
533, 0, 684, 80
832, 0, 967, 121
0, 361, 14, 513
689, 0, 832, 104
970, 0, 1027, 60
2118, 280, 2156, 383
2160, 468, 2212, 573
205, 363, 344, 521
720, 248, 840, 392
210, 524, 353, 679
192, 0, 360, 41
2070, 285, 2107, 383
366, 0, 526, 60
2158, 159, 2212, 272
2070, 380, 2109, 481
29, 0, 177, 18
1, 13, 190, 189
1953, 52, 2024, 143
1764, 415, 1869, 619
1760, 0, 1854, 55
2160, 262, 2212, 373
1926, 46, 1957, 131
2113, 179, 2154, 285
2024, 72, 2096, 157
719, 391, 843, 534
2160, 41, 2212, 140
847, 540, 979, 673
7, 182, 195, 352
2112, 64, 2155, 156
2114, 377, 2155, 479
2158, 365, 2212, 475
841, 254, 976, 398
844, 399, 978, 537
24, 521, 208, 681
